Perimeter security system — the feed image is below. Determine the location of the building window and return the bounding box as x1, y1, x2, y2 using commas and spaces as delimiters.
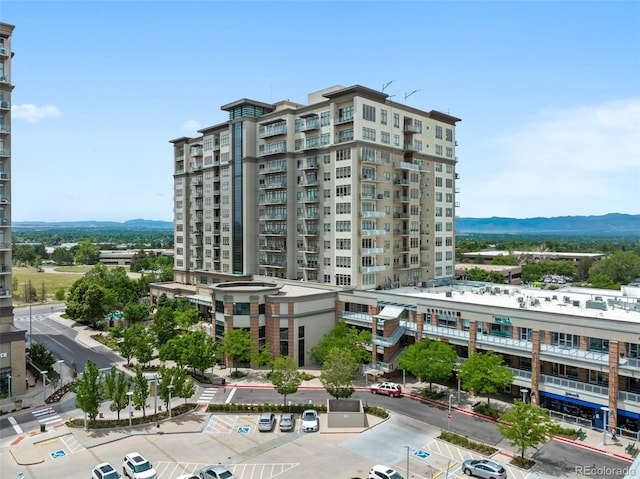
381, 131, 390, 144
362, 127, 376, 141
363, 104, 376, 121
435, 126, 443, 139
446, 128, 453, 142
320, 111, 331, 126
393, 113, 400, 128
336, 274, 351, 286
220, 134, 230, 146
380, 109, 387, 125
280, 327, 289, 357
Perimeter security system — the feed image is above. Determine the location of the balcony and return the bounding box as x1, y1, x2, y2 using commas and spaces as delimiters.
361, 247, 384, 254
0, 197, 9, 204
403, 123, 422, 134
394, 179, 409, 185
259, 123, 287, 139
260, 244, 286, 252
258, 213, 287, 221
259, 197, 287, 205
298, 263, 318, 269
259, 229, 287, 236
298, 160, 318, 170
0, 219, 8, 226
0, 149, 10, 157
0, 172, 8, 180
299, 118, 319, 131
259, 179, 287, 189
360, 174, 379, 182
0, 126, 9, 135
360, 210, 386, 218
360, 264, 386, 273
393, 263, 412, 270
190, 147, 203, 157
403, 143, 421, 152
258, 143, 287, 156
0, 242, 10, 249
394, 161, 422, 171
361, 229, 386, 236
335, 114, 354, 124
393, 212, 409, 219
0, 288, 11, 297
373, 325, 406, 347
0, 101, 9, 110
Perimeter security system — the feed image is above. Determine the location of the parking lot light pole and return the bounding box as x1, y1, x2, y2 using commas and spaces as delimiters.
127, 391, 133, 426
601, 406, 610, 445
57, 359, 64, 386
402, 445, 410, 478
167, 385, 174, 418
40, 370, 47, 403
7, 373, 11, 399
448, 394, 453, 431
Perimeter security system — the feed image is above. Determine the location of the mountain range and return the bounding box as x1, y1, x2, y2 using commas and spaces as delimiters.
11, 213, 640, 236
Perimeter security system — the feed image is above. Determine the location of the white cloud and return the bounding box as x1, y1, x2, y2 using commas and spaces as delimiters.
183, 119, 200, 131
11, 104, 61, 122
460, 99, 640, 217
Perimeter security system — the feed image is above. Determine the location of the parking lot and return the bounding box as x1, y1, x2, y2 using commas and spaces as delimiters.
2, 412, 564, 479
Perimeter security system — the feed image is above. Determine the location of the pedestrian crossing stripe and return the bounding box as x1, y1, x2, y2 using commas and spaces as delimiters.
32, 407, 63, 425
197, 388, 217, 404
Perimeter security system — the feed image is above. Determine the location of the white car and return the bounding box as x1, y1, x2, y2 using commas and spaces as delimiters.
122, 452, 157, 479
175, 476, 199, 479
301, 409, 319, 432
92, 463, 122, 479
368, 464, 404, 479
370, 382, 402, 397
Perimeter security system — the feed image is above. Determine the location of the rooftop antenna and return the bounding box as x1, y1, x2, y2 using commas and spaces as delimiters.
405, 89, 421, 102
382, 80, 395, 92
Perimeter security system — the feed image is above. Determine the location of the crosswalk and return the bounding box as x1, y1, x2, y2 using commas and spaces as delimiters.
197, 388, 217, 405
32, 406, 63, 428
15, 314, 49, 322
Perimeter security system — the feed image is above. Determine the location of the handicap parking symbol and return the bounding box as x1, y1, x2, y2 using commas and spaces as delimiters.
237, 426, 250, 434
414, 449, 430, 459
50, 450, 66, 459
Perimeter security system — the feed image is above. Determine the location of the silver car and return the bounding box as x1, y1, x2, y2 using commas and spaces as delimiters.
199, 465, 235, 479
279, 413, 295, 432
257, 412, 276, 432
462, 459, 507, 479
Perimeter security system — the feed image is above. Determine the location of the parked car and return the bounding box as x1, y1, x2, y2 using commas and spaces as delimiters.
92, 462, 122, 479
199, 464, 235, 479
369, 382, 402, 397
301, 409, 319, 432
175, 475, 199, 479
279, 413, 295, 432
257, 412, 276, 432
122, 452, 156, 479
368, 464, 404, 479
462, 459, 507, 479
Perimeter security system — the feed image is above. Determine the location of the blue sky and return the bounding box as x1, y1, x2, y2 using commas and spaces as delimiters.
1, 0, 639, 222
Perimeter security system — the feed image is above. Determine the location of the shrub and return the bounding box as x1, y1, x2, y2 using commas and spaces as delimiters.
439, 431, 498, 455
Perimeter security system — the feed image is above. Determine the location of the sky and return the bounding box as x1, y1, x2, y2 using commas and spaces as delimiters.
1, 0, 639, 222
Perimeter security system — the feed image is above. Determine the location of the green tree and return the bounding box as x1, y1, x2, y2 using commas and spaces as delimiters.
458, 351, 514, 407
320, 347, 358, 399
149, 307, 178, 348
74, 240, 100, 265
464, 267, 489, 281
491, 254, 518, 266
175, 307, 200, 330
29, 343, 56, 372
157, 365, 193, 410
589, 251, 640, 287
397, 339, 458, 392
252, 342, 274, 370
123, 301, 150, 325
132, 365, 150, 418
103, 366, 132, 420
51, 247, 74, 265
66, 278, 113, 327
119, 323, 144, 366
497, 400, 556, 462
309, 321, 371, 365
220, 328, 253, 373
133, 327, 154, 368
162, 330, 219, 376
270, 356, 302, 405
72, 360, 103, 425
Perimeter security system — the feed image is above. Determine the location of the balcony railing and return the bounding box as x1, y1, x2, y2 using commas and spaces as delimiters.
360, 265, 386, 273
372, 325, 406, 347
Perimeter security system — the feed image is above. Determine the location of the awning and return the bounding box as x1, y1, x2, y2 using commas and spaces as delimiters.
373, 305, 404, 320
183, 294, 212, 306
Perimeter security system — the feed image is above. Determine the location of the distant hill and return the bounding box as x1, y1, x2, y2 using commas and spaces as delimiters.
456, 213, 640, 235
13, 219, 173, 230
11, 214, 639, 236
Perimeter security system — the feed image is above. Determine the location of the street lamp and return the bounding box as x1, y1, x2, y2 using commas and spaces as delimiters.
167, 384, 174, 418
521, 388, 529, 403
29, 303, 32, 349
7, 373, 11, 399
402, 445, 411, 478
601, 406, 610, 445
448, 394, 454, 431
40, 370, 48, 403
127, 391, 134, 426
56, 359, 64, 387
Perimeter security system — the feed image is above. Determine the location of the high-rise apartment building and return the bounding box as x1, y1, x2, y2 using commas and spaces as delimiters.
0, 22, 25, 398
171, 85, 460, 290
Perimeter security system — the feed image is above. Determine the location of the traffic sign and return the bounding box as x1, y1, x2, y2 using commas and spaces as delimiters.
447, 413, 452, 419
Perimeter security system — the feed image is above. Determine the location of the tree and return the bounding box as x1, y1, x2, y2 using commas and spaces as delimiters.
103, 366, 132, 420
157, 365, 194, 409
73, 360, 103, 425
123, 301, 150, 325
497, 400, 556, 462
589, 251, 640, 288
74, 240, 100, 265
161, 330, 219, 376
397, 339, 457, 392
309, 321, 371, 365
270, 356, 301, 405
457, 351, 514, 407
66, 278, 113, 327
29, 343, 56, 372
252, 342, 274, 370
149, 307, 178, 348
175, 307, 200, 330
133, 327, 154, 368
51, 246, 74, 265
220, 328, 253, 373
132, 365, 150, 418
320, 347, 358, 399
116, 323, 140, 366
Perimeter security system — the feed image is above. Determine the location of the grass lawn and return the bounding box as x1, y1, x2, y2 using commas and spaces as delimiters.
12, 266, 84, 304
